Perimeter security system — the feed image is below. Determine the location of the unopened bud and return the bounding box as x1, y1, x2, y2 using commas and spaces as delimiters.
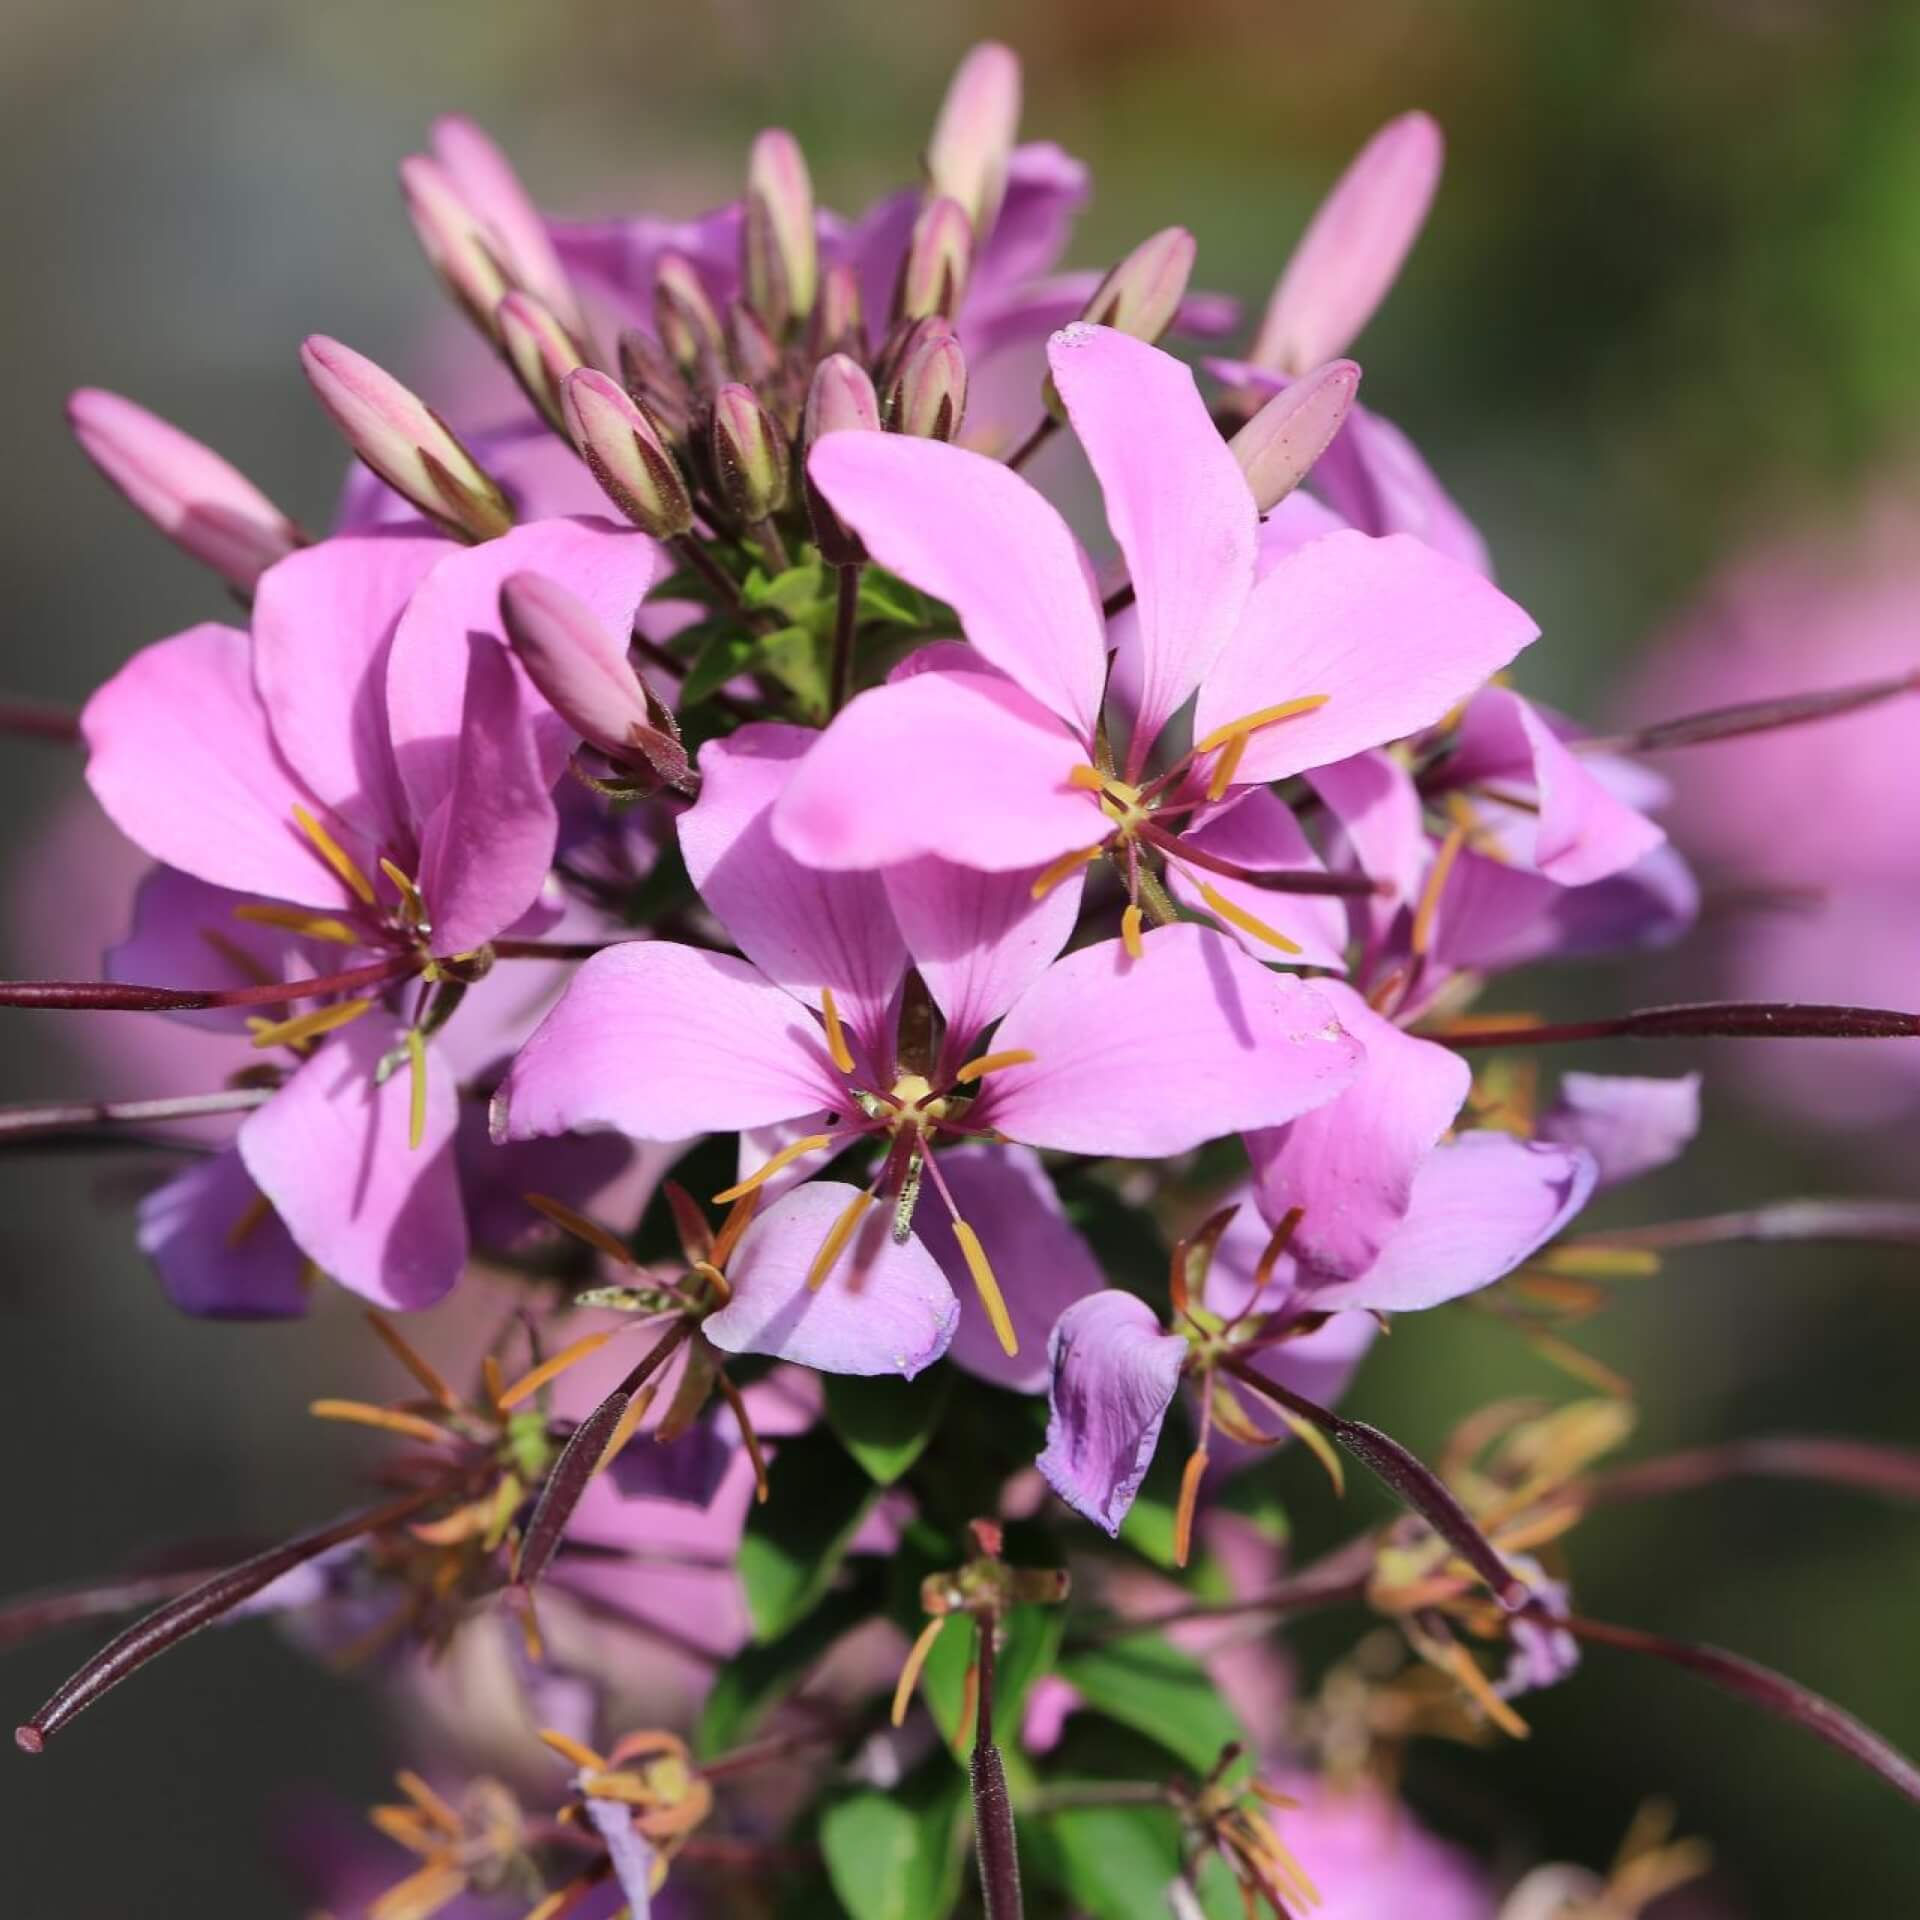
1228, 360, 1361, 511
497, 291, 586, 435
807, 260, 865, 363
926, 41, 1020, 234
895, 196, 972, 323
725, 300, 781, 390
299, 336, 511, 542
563, 368, 693, 540
654, 253, 727, 377
804, 355, 881, 564
429, 115, 583, 334
68, 389, 301, 593
711, 382, 789, 524
743, 129, 817, 333
618, 329, 692, 446
1079, 227, 1195, 345
883, 319, 968, 441
400, 156, 514, 338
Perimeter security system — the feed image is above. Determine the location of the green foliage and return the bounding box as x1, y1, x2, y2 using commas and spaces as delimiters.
1057, 1634, 1249, 1775
739, 1424, 882, 1643
825, 1366, 953, 1484
820, 1760, 968, 1920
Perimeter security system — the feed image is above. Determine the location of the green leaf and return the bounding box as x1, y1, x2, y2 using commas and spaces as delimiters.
740, 1425, 881, 1643
1046, 1805, 1184, 1920
922, 1602, 1065, 1752
744, 559, 828, 619
1117, 1424, 1192, 1570
757, 622, 829, 715
680, 626, 761, 708
824, 1367, 953, 1484
820, 1761, 967, 1920
855, 568, 941, 628
1057, 1634, 1248, 1774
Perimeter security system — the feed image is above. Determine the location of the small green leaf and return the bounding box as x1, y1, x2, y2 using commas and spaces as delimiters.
857, 568, 953, 631
757, 622, 830, 715
680, 626, 761, 708
1057, 1634, 1248, 1774
824, 1367, 953, 1484
820, 1761, 967, 1920
740, 1425, 881, 1643
922, 1602, 1064, 1752
1046, 1805, 1184, 1920
744, 559, 828, 618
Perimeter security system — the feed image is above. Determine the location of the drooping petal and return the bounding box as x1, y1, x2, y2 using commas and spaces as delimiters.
806, 433, 1107, 739
679, 724, 907, 1049
915, 1146, 1104, 1393
704, 1182, 959, 1378
1037, 1291, 1188, 1534
977, 925, 1363, 1157
136, 1147, 310, 1318
237, 1015, 466, 1309
1538, 1072, 1701, 1189
1246, 981, 1471, 1283
494, 942, 841, 1144
772, 666, 1094, 873
1195, 530, 1538, 787
1046, 325, 1256, 763
1167, 789, 1350, 971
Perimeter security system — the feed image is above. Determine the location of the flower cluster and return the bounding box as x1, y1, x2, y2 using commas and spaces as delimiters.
7, 40, 1920, 1920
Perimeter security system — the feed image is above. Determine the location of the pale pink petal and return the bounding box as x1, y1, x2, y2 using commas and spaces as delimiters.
704, 1181, 959, 1378
1313, 404, 1492, 576
977, 925, 1363, 1157
1195, 530, 1538, 786
1538, 1072, 1701, 1189
1305, 751, 1426, 907
494, 942, 842, 1144
137, 1147, 309, 1318
237, 1015, 466, 1309
430, 115, 581, 325
1046, 325, 1256, 765
1245, 981, 1470, 1283
679, 724, 907, 1049
807, 433, 1107, 739
1167, 789, 1349, 970
772, 667, 1096, 873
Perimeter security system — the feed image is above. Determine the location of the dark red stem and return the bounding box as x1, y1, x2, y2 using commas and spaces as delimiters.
0, 955, 415, 1014
971, 1616, 1023, 1920
1436, 1001, 1920, 1050
0, 697, 82, 743
1577, 668, 1920, 757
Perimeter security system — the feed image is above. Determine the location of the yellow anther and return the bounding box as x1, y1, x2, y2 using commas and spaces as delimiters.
808, 1188, 877, 1290
891, 1614, 948, 1727
379, 859, 428, 928
497, 1331, 616, 1410
953, 1049, 1035, 1085
538, 1728, 607, 1772
307, 1399, 455, 1448
712, 1132, 834, 1205
818, 986, 856, 1075
1172, 1446, 1208, 1568
1192, 694, 1330, 757
292, 803, 377, 906
953, 1220, 1018, 1356
1030, 842, 1104, 901
1195, 881, 1303, 955
715, 1369, 769, 1504
224, 1187, 274, 1250
1068, 763, 1108, 791
394, 1770, 463, 1835
1275, 1403, 1347, 1496
1204, 728, 1248, 802
1121, 902, 1145, 960
232, 902, 362, 945
524, 1191, 637, 1267
691, 1259, 732, 1304
1410, 820, 1469, 957
248, 995, 375, 1051
405, 1028, 428, 1151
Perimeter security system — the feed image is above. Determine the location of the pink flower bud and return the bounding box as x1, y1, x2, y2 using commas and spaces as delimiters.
399, 155, 514, 338
617, 329, 692, 445
1252, 111, 1444, 374
804, 355, 880, 565
926, 41, 1021, 234
1228, 359, 1362, 512
299, 335, 511, 542
68, 389, 300, 592
883, 319, 968, 441
895, 196, 973, 323
711, 382, 790, 523
563, 368, 693, 540
726, 300, 781, 389
429, 115, 583, 334
743, 128, 818, 332
807, 260, 865, 362
1078, 227, 1196, 346
653, 253, 727, 377
496, 290, 585, 433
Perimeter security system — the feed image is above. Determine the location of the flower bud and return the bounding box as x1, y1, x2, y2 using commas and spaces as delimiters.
563, 368, 694, 540
926, 41, 1020, 235
299, 336, 511, 542
883, 319, 967, 441
1228, 360, 1361, 512
497, 290, 586, 434
653, 252, 727, 377
1251, 110, 1443, 374
743, 128, 817, 333
894, 196, 972, 323
803, 355, 880, 565
1078, 227, 1195, 346
618, 328, 692, 445
400, 155, 514, 338
68, 388, 301, 592
429, 115, 583, 334
711, 382, 789, 524
725, 300, 781, 390
807, 259, 865, 363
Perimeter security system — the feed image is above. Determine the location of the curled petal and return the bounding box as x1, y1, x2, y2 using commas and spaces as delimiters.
1538, 1072, 1702, 1189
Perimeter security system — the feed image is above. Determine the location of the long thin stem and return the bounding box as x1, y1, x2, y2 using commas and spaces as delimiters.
971, 1617, 1023, 1920
0, 1088, 272, 1144
1580, 1436, 1920, 1509
0, 696, 82, 743
0, 954, 416, 1015
1076, 1534, 1377, 1646
1003, 416, 1056, 473
1576, 667, 1920, 757
1570, 1199, 1920, 1251
829, 562, 862, 715
673, 534, 747, 610
1433, 1001, 1920, 1050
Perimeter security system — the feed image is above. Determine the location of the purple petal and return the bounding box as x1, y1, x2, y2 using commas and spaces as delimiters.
1538, 1072, 1701, 1189
968, 143, 1091, 305
976, 926, 1363, 1158
1312, 403, 1492, 575
1037, 1291, 1188, 1534
581, 1794, 656, 1918
137, 1147, 309, 1318
704, 1182, 959, 1378
1167, 789, 1350, 970
1305, 751, 1426, 908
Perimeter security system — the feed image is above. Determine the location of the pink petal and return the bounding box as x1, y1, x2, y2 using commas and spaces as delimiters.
1305, 751, 1427, 907
1194, 530, 1538, 787
1538, 1072, 1701, 1189
1046, 325, 1256, 764
498, 569, 657, 762
1245, 981, 1470, 1283
807, 432, 1107, 739
81, 623, 358, 911
430, 115, 581, 326
679, 724, 907, 1048
977, 925, 1363, 1157
772, 666, 1096, 872
137, 1147, 309, 1318
494, 942, 841, 1144
704, 1181, 959, 1378
1167, 789, 1349, 971
237, 1014, 466, 1309
1313, 403, 1492, 576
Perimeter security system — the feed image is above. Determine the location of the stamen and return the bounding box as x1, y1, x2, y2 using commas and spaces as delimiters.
1068, 763, 1108, 790
1530, 1244, 1663, 1279
1204, 729, 1248, 802
524, 1192, 637, 1268
891, 1615, 948, 1727
1030, 843, 1104, 900
306, 1399, 455, 1448
1173, 1447, 1209, 1568
807, 1188, 876, 1291
481, 1355, 507, 1415
953, 1049, 1036, 1085
405, 1028, 428, 1151
378, 859, 427, 928
1410, 819, 1469, 956
497, 1331, 617, 1410
953, 1221, 1018, 1356
1121, 902, 1145, 961
1237, 1809, 1321, 1910
1192, 694, 1330, 758
539, 1727, 607, 1771
395, 1769, 463, 1835
224, 1188, 274, 1251
231, 903, 361, 946
714, 1370, 769, 1504
691, 1259, 732, 1304
712, 1132, 834, 1205
663, 1180, 715, 1265
1194, 881, 1302, 955
247, 995, 374, 1051
364, 1310, 458, 1410
292, 804, 377, 907
1250, 1207, 1304, 1302
819, 987, 856, 1075
1434, 1636, 1530, 1739
709, 1187, 762, 1269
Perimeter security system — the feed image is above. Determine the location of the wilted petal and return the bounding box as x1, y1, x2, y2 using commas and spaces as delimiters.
137, 1147, 309, 1318
1037, 1291, 1187, 1534
704, 1182, 959, 1378
580, 1794, 657, 1920
1168, 789, 1350, 970
1538, 1072, 1701, 1188
977, 925, 1363, 1157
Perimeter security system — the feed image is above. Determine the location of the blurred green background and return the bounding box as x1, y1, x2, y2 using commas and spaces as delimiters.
3, 0, 1919, 1912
